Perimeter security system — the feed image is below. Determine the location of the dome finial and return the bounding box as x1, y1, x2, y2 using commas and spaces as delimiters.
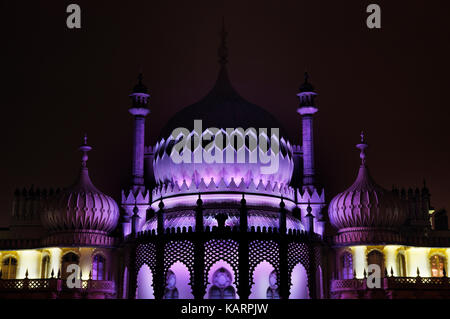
356, 131, 369, 166
132, 72, 148, 94
299, 71, 315, 93
79, 133, 92, 168
218, 17, 228, 66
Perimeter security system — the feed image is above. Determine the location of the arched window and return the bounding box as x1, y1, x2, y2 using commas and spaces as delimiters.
396, 253, 406, 277
367, 250, 385, 276
61, 252, 79, 279
164, 270, 179, 299
430, 255, 446, 277
2, 257, 17, 279
341, 252, 353, 279
266, 271, 280, 299
208, 268, 236, 299
92, 254, 106, 280
41, 255, 51, 279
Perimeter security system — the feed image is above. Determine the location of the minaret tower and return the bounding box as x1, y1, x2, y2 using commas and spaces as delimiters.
129, 73, 150, 192
121, 74, 151, 237
297, 72, 318, 188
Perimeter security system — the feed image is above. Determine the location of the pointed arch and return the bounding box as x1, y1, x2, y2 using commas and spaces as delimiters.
205, 260, 238, 299
136, 264, 154, 299
290, 262, 310, 299
249, 261, 276, 299
166, 261, 193, 299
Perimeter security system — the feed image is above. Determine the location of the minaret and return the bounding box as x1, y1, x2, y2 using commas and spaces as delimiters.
297, 72, 318, 188
129, 73, 150, 191
121, 75, 151, 237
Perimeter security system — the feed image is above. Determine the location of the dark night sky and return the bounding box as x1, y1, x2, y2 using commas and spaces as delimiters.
1, 0, 450, 227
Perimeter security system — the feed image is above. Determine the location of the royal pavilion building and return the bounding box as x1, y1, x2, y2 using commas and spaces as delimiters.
0, 29, 449, 299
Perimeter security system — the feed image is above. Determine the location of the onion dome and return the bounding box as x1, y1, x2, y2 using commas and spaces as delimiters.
132, 73, 148, 94
328, 133, 407, 243
153, 24, 294, 190
299, 72, 315, 93
42, 136, 119, 235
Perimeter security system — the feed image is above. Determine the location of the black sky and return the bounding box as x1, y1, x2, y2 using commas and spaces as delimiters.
1, 0, 450, 226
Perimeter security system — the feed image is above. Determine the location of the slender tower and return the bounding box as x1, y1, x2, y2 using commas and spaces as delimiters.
129, 73, 150, 191
297, 72, 318, 188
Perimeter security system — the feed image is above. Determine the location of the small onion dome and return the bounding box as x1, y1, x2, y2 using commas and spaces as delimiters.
299, 72, 315, 93
132, 73, 148, 94
42, 136, 119, 234
328, 133, 407, 233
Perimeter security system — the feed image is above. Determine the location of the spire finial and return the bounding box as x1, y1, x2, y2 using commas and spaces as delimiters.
79, 134, 92, 168
132, 72, 148, 94
356, 131, 369, 166
218, 18, 228, 66
299, 71, 315, 93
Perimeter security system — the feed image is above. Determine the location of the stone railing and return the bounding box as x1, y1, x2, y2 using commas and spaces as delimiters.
331, 279, 366, 291
0, 278, 115, 295
331, 276, 450, 292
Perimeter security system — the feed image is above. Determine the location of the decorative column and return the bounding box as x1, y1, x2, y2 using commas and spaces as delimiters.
238, 195, 250, 299
154, 200, 165, 300
278, 199, 289, 299
131, 206, 140, 237
193, 195, 206, 299
305, 201, 315, 234
129, 73, 150, 191
297, 73, 318, 188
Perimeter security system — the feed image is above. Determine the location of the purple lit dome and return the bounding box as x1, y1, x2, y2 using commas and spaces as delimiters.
153, 66, 294, 189
328, 136, 407, 232
42, 138, 119, 234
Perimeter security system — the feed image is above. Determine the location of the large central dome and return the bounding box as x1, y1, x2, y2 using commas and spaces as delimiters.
153, 35, 294, 190
159, 67, 288, 139
153, 66, 294, 189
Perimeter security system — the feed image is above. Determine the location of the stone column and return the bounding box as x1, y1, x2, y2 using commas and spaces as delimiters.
238, 195, 250, 299
154, 201, 165, 300
128, 73, 150, 191
296, 73, 318, 188
279, 199, 289, 299
129, 109, 149, 188
193, 196, 206, 299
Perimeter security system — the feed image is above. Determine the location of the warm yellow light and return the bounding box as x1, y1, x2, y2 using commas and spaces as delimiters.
384, 245, 401, 276
407, 247, 430, 277
17, 250, 40, 279
352, 246, 367, 279
47, 248, 62, 277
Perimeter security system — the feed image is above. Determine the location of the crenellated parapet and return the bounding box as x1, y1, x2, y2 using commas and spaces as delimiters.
121, 188, 151, 236
153, 131, 294, 189
296, 187, 325, 204
152, 177, 296, 201
122, 188, 151, 206
132, 224, 322, 241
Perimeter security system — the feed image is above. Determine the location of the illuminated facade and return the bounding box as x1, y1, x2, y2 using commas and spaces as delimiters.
0, 29, 449, 299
